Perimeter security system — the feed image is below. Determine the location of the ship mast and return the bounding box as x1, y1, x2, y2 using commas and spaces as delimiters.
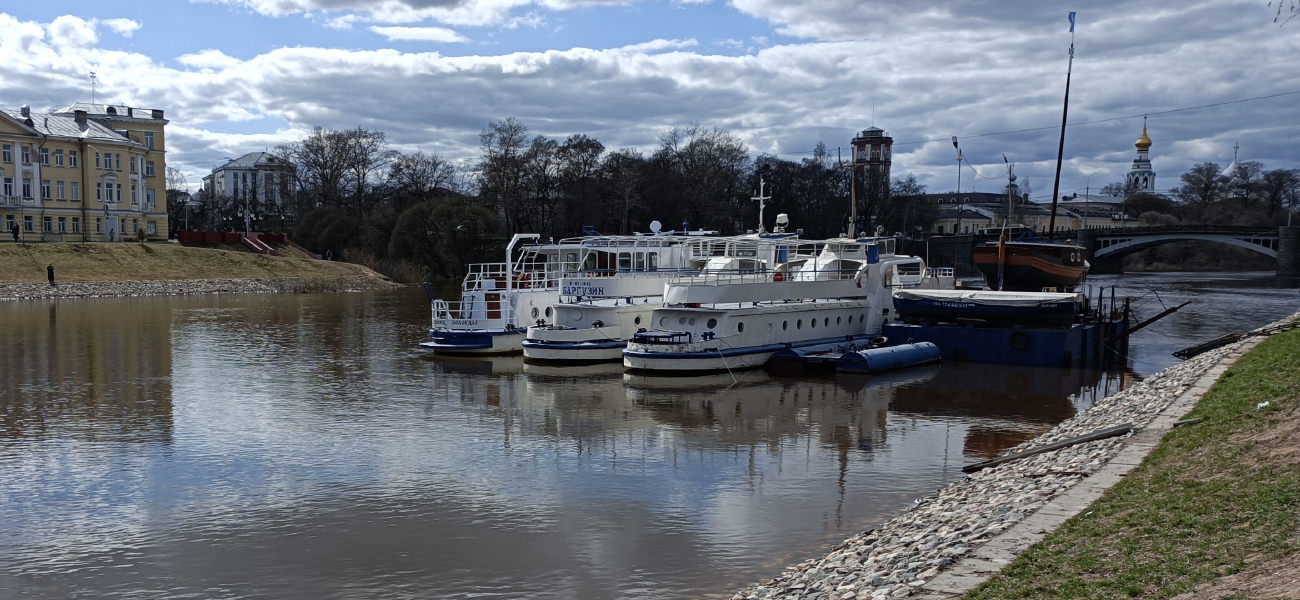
1047, 14, 1076, 242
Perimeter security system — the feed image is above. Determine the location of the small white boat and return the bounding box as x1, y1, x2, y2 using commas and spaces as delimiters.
623, 236, 955, 372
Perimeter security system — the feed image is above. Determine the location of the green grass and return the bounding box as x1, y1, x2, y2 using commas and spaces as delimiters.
965, 323, 1300, 600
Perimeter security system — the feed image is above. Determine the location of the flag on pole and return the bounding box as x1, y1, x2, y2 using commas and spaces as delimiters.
1068, 12, 1076, 33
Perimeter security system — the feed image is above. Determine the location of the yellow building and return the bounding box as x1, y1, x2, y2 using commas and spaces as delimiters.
1, 103, 168, 243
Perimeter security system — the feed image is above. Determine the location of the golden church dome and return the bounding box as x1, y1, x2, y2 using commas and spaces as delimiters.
1135, 125, 1152, 151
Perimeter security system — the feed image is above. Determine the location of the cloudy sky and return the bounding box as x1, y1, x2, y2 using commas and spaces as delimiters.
2, 1, 1297, 199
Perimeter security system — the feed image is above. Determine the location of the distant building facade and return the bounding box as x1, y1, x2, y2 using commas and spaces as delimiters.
202, 152, 296, 229
1, 103, 169, 242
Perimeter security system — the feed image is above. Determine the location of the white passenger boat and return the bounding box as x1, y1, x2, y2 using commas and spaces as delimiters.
523, 230, 798, 362
420, 233, 569, 355
425, 225, 720, 355
622, 236, 955, 372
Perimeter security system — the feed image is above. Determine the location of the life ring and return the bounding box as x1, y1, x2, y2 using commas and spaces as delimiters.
1009, 331, 1031, 350
773, 272, 784, 282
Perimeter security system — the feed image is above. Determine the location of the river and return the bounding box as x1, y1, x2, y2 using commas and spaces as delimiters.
0, 272, 1295, 599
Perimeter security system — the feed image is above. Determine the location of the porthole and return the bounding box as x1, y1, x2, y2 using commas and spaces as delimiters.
688, 317, 697, 326
707, 318, 718, 329
860, 314, 866, 323
797, 319, 803, 330
848, 315, 853, 324
573, 310, 583, 321
811, 318, 816, 329
837, 316, 842, 325
737, 322, 745, 333
678, 317, 687, 325
531, 307, 539, 319
824, 317, 830, 327
545, 307, 553, 318
635, 315, 642, 326
660, 317, 668, 327
782, 321, 788, 331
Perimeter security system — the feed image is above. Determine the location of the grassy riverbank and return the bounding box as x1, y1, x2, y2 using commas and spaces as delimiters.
0, 242, 391, 285
967, 322, 1300, 599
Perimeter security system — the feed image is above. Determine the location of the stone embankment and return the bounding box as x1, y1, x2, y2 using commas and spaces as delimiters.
0, 277, 400, 301
731, 322, 1289, 600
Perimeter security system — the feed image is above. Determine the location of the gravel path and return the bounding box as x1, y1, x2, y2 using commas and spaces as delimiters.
731, 314, 1299, 600
0, 277, 400, 300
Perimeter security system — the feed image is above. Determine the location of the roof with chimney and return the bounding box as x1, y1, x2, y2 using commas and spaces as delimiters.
53, 103, 167, 124
0, 108, 140, 146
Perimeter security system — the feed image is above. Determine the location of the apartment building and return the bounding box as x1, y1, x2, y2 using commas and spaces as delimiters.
0, 103, 168, 242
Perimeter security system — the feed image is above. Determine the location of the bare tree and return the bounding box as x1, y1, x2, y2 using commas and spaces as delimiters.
477, 117, 531, 233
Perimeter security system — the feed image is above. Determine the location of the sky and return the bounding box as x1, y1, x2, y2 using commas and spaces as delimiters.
1, 0, 1297, 200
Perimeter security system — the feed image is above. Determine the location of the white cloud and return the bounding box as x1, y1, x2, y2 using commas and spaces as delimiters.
369, 26, 470, 43
177, 49, 244, 70
47, 16, 98, 49
2, 6, 1297, 198
101, 18, 142, 37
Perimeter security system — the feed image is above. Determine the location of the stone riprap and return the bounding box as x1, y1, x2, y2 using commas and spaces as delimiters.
730, 334, 1267, 600
0, 278, 399, 301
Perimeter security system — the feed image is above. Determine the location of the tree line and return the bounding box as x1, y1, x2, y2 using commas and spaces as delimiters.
209, 120, 936, 281
1098, 162, 1299, 227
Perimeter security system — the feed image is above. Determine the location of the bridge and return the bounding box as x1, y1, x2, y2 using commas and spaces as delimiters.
1079, 226, 1298, 276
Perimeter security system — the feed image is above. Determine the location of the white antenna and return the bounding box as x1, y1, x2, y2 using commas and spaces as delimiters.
751, 178, 771, 234
90, 70, 99, 104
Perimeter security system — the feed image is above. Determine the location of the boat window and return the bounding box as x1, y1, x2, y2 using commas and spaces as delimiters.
565, 252, 579, 271
837, 316, 842, 325
860, 314, 866, 323
737, 243, 758, 257
797, 319, 803, 330
635, 316, 642, 326
545, 307, 552, 318
848, 315, 853, 324
811, 318, 816, 328
824, 317, 830, 327
782, 321, 788, 331
678, 317, 687, 325
660, 317, 668, 327
737, 322, 745, 333
635, 252, 646, 271
583, 253, 598, 271
648, 253, 658, 271
618, 252, 632, 271
531, 307, 539, 319
688, 317, 697, 326
706, 318, 717, 329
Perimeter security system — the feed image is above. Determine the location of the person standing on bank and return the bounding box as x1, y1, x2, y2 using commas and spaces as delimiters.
47, 263, 55, 286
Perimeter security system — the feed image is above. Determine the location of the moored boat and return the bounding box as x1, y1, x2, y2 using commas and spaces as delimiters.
623, 236, 955, 372
893, 289, 1086, 327
972, 237, 1088, 292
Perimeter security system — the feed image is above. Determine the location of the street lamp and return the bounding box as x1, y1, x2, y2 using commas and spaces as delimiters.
1085, 172, 1096, 200
952, 136, 964, 235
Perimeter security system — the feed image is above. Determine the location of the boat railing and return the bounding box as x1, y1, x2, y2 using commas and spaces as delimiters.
463, 262, 562, 291
669, 268, 860, 287
431, 298, 518, 329
926, 267, 956, 278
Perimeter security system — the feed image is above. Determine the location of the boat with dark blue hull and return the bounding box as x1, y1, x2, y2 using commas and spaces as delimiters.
893, 289, 1086, 328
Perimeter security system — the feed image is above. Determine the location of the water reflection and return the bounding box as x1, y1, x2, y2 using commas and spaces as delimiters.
0, 274, 1292, 600
0, 298, 173, 442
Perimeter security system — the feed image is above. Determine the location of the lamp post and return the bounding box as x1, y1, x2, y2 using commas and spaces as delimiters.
1085, 172, 1096, 200
952, 136, 963, 235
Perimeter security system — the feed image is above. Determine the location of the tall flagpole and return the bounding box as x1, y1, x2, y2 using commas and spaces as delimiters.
1047, 12, 1076, 242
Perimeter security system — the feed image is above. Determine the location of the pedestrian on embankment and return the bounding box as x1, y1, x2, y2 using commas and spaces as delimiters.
47, 263, 55, 286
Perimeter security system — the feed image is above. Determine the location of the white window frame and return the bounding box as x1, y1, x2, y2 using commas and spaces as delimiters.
71, 181, 79, 201
145, 161, 155, 177
40, 147, 49, 165
144, 131, 154, 149
72, 217, 81, 233
56, 180, 65, 200
54, 149, 64, 167
1, 144, 10, 163
23, 178, 33, 198
69, 150, 78, 168
41, 179, 51, 200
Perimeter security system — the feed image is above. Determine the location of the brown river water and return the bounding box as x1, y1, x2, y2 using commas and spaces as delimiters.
0, 272, 1295, 599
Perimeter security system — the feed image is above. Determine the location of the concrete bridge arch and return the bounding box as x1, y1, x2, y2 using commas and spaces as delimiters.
1078, 226, 1298, 276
